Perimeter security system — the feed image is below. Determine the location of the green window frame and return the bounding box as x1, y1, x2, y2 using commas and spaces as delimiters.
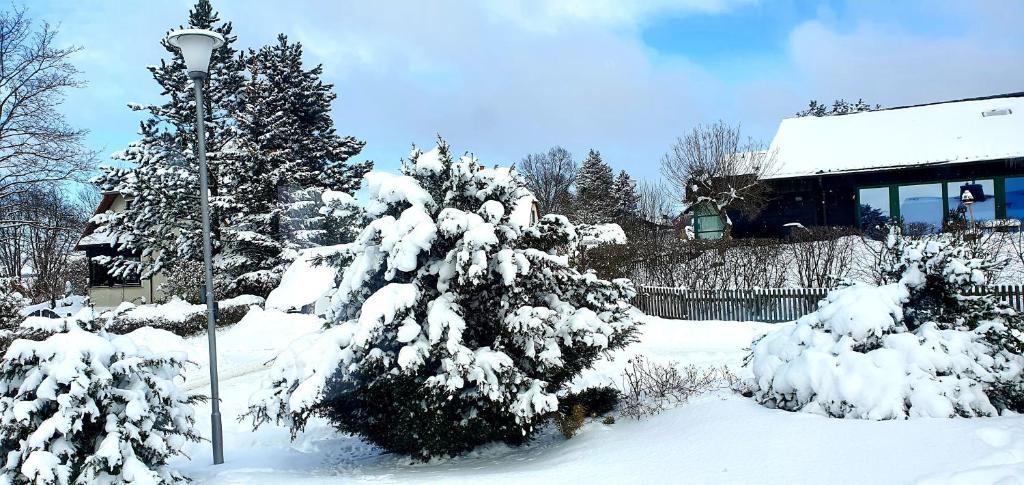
692, 202, 725, 240
856, 176, 1013, 230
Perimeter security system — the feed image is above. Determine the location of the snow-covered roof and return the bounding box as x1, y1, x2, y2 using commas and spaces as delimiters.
766, 93, 1024, 179
75, 192, 121, 250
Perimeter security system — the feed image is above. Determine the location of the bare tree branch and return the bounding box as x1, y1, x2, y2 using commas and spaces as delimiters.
660, 121, 777, 235
518, 146, 577, 215
0, 7, 95, 207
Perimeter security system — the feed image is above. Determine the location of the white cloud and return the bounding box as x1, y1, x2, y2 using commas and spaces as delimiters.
483, 0, 757, 31
34, 0, 1024, 183
786, 19, 1024, 107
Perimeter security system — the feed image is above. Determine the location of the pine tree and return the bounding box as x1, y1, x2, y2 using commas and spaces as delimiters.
246, 138, 639, 459
221, 34, 371, 296
92, 0, 244, 284
796, 98, 880, 117
0, 278, 28, 331
612, 170, 639, 223
573, 149, 616, 225
92, 5, 370, 298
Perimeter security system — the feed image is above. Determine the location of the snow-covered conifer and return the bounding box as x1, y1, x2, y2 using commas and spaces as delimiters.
611, 170, 639, 224
318, 190, 367, 246
92, 0, 244, 284
0, 312, 200, 484
749, 230, 1024, 418
92, 10, 370, 298
573, 150, 616, 225
246, 138, 639, 459
210, 34, 371, 296
0, 279, 28, 331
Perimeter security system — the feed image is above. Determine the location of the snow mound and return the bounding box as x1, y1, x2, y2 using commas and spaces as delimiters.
19, 295, 88, 318
266, 245, 348, 314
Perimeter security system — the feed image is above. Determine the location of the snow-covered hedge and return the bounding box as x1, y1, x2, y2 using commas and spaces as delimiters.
0, 310, 200, 484
749, 231, 1024, 418
247, 139, 639, 459
106, 295, 263, 337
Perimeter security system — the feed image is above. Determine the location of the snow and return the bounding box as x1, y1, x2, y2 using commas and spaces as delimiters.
410, 146, 445, 175
364, 172, 434, 216
767, 94, 1024, 178
96, 311, 1023, 484
19, 295, 88, 318
507, 194, 538, 229
577, 223, 627, 248
108, 295, 264, 326
265, 245, 348, 313
123, 307, 323, 390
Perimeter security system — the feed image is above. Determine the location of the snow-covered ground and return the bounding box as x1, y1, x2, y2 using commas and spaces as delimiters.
151, 311, 1024, 484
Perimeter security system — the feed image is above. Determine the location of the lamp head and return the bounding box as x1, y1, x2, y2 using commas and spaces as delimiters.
166, 29, 225, 79
961, 189, 975, 205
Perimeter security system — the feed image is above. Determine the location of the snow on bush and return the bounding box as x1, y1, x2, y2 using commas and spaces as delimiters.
246, 138, 639, 459
577, 223, 626, 249
0, 310, 200, 484
105, 295, 263, 337
0, 279, 29, 331
265, 244, 350, 314
749, 228, 1024, 418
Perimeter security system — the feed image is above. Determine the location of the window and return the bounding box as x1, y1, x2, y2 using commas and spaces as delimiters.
946, 180, 995, 223
692, 203, 725, 240
857, 187, 890, 230
87, 247, 141, 287
898, 183, 943, 234
1008, 177, 1024, 222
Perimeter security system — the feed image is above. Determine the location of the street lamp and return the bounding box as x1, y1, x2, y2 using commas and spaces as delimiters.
961, 188, 976, 231
166, 28, 226, 465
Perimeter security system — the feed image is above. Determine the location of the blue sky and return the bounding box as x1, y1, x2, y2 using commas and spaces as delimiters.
28, 0, 1024, 184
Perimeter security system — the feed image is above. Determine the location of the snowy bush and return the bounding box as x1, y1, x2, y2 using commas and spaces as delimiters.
559, 386, 620, 418
0, 279, 29, 332
749, 231, 1024, 418
0, 312, 200, 484
247, 138, 639, 459
156, 261, 206, 304
106, 295, 262, 337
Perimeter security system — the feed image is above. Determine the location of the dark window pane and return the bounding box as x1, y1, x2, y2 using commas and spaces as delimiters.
1008, 177, 1024, 223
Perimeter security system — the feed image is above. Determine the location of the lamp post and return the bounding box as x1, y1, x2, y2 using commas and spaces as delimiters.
961, 188, 976, 231
166, 28, 226, 465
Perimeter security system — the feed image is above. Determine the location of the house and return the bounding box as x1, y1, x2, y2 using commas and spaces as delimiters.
727, 92, 1024, 239
75, 192, 167, 308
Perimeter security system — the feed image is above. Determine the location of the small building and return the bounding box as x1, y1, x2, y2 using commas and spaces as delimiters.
686, 201, 729, 240
729, 92, 1024, 238
75, 192, 167, 308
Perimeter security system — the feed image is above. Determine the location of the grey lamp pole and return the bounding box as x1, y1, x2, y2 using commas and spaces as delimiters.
166, 28, 226, 465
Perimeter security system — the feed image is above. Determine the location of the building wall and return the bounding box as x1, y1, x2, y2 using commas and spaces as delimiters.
88, 271, 167, 309
82, 194, 168, 309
